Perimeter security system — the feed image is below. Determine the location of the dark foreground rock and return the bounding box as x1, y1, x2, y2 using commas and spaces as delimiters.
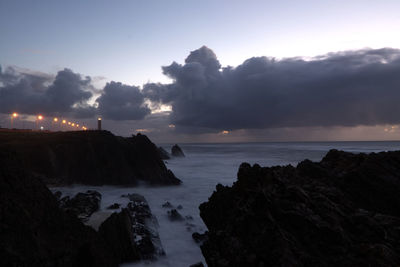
199, 149, 400, 267
100, 193, 165, 262
171, 144, 185, 157
0, 131, 180, 186
59, 190, 101, 222
158, 147, 171, 159
0, 150, 117, 267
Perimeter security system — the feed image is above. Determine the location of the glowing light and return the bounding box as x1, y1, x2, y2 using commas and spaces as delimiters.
136, 128, 150, 132
71, 123, 75, 127
68, 122, 71, 125
221, 130, 229, 135
62, 120, 66, 124
53, 117, 58, 122
98, 117, 102, 121
12, 112, 18, 118
76, 124, 79, 127
40, 126, 44, 130
37, 115, 43, 120
168, 124, 175, 128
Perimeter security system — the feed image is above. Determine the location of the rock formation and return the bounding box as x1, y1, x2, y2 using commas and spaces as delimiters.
171, 144, 185, 157
158, 147, 171, 159
0, 131, 181, 186
199, 149, 400, 267
59, 190, 101, 222
0, 150, 117, 267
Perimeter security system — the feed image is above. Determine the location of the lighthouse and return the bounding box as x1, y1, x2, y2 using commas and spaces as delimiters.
97, 117, 102, 131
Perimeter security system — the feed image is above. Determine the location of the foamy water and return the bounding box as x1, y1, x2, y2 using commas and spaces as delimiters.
52, 141, 400, 267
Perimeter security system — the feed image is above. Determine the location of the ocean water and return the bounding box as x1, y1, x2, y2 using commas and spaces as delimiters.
53, 141, 400, 267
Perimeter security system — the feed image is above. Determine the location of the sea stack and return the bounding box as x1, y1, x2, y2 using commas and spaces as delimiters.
171, 144, 185, 157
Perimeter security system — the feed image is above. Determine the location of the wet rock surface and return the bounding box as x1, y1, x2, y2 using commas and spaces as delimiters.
0, 150, 117, 267
199, 149, 400, 267
101, 193, 165, 261
0, 131, 181, 186
171, 144, 185, 157
59, 190, 101, 222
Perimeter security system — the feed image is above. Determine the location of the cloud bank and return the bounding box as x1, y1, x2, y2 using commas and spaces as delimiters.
1, 46, 400, 135
144, 46, 400, 132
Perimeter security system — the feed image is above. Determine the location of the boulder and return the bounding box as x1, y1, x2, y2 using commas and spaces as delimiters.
59, 190, 101, 222
199, 149, 400, 267
171, 144, 185, 157
107, 203, 121, 210
167, 209, 184, 221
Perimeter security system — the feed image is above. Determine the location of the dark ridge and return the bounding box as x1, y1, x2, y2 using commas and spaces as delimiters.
0, 130, 181, 186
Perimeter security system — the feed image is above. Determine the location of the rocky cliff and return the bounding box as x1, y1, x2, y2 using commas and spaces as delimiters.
0, 131, 180, 185
199, 149, 400, 267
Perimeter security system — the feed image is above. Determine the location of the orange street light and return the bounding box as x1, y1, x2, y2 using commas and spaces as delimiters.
37, 115, 43, 120
62, 120, 66, 124
11, 112, 18, 128
68, 122, 71, 125
53, 117, 58, 122
76, 124, 79, 127
71, 123, 75, 127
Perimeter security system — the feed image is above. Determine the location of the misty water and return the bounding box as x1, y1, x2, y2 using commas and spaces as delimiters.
53, 141, 400, 267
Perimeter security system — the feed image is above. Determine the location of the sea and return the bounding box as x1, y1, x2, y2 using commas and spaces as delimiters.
52, 141, 400, 267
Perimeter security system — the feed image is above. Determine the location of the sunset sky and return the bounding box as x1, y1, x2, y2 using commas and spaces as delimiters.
1, 0, 400, 142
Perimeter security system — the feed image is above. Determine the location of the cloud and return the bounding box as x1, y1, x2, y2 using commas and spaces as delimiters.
96, 81, 150, 120
143, 46, 400, 132
0, 67, 95, 117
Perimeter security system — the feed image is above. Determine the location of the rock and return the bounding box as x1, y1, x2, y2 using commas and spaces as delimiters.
121, 193, 165, 259
185, 215, 193, 220
177, 204, 183, 209
199, 149, 400, 267
167, 209, 184, 221
192, 232, 208, 244
0, 150, 117, 267
171, 144, 185, 157
0, 131, 181, 186
189, 262, 205, 267
59, 190, 101, 222
158, 147, 171, 160
162, 201, 173, 208
98, 209, 140, 263
53, 190, 62, 200
107, 203, 121, 210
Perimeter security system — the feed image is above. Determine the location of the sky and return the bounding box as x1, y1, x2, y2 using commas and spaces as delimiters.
1, 0, 400, 142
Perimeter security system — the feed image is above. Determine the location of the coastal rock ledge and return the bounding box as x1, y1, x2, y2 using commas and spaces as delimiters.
199, 149, 400, 267
0, 130, 181, 186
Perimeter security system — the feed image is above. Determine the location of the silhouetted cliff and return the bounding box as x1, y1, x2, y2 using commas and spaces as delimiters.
0, 131, 180, 185
199, 149, 400, 267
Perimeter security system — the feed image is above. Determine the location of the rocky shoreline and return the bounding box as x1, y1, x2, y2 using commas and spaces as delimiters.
198, 149, 400, 266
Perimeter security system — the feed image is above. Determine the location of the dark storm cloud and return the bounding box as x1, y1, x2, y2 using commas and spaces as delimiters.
0, 66, 94, 117
96, 81, 151, 120
143, 46, 400, 132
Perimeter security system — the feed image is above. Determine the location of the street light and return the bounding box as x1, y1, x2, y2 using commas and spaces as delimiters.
11, 112, 18, 129
36, 115, 43, 130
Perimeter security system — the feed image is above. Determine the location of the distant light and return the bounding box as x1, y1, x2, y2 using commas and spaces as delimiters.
68, 122, 71, 125
221, 130, 229, 135
12, 112, 18, 118
71, 123, 75, 127
76, 124, 79, 127
98, 117, 102, 121
62, 120, 66, 124
37, 115, 43, 120
168, 124, 175, 128
40, 126, 44, 130
53, 117, 58, 122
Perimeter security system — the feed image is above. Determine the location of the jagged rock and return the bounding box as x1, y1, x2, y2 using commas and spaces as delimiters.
59, 190, 101, 222
192, 232, 208, 244
189, 262, 205, 267
0, 131, 181, 186
162, 201, 173, 208
53, 190, 62, 200
167, 209, 184, 221
171, 144, 185, 157
120, 193, 165, 259
107, 203, 121, 210
158, 147, 171, 160
0, 150, 117, 267
177, 204, 183, 209
199, 149, 400, 267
